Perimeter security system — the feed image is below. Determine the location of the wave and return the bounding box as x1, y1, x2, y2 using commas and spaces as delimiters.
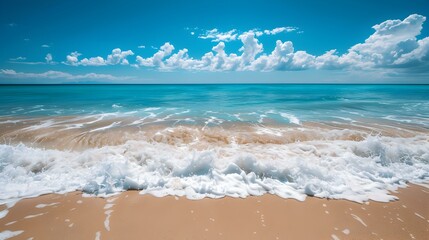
0, 132, 428, 204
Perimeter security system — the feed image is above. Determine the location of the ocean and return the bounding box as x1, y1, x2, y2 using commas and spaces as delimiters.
0, 84, 428, 203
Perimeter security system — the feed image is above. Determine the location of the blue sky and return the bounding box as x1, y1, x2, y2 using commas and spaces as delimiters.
0, 0, 428, 83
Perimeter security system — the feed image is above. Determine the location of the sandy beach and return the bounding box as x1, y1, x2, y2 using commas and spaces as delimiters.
0, 184, 428, 240
1, 0, 429, 238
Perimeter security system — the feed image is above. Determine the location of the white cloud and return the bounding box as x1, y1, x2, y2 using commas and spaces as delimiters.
65, 48, 134, 66
164, 48, 193, 70
394, 37, 429, 65
80, 56, 106, 66
106, 48, 134, 65
0, 69, 133, 81
10, 55, 55, 65
60, 14, 429, 74
136, 42, 174, 67
196, 26, 298, 42
66, 51, 81, 66
247, 14, 429, 72
198, 28, 238, 42
45, 53, 53, 64
336, 14, 428, 69
41, 44, 50, 48
9, 57, 26, 61
249, 40, 295, 71
263, 27, 298, 35
138, 45, 146, 49
196, 42, 241, 71
239, 31, 264, 66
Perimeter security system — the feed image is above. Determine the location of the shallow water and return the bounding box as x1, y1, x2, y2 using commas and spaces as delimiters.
0, 84, 428, 203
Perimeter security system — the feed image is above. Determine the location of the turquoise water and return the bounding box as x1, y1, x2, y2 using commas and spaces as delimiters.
0, 84, 428, 203
1, 84, 429, 126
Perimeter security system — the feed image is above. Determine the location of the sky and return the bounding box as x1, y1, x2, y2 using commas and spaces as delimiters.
0, 0, 428, 84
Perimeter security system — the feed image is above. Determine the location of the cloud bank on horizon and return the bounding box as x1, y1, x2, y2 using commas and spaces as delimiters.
62, 14, 428, 72
12, 15, 429, 71
1, 10, 429, 83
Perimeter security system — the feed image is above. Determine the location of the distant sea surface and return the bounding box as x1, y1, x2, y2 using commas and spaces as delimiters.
0, 84, 428, 203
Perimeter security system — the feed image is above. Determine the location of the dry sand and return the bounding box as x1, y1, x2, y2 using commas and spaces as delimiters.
0, 185, 428, 240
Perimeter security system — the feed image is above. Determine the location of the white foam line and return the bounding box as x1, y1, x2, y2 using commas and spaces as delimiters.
331, 234, 340, 240
129, 113, 157, 125
414, 212, 425, 220
89, 122, 121, 132
24, 212, 46, 219
35, 202, 59, 208
0, 119, 23, 124
5, 221, 17, 226
104, 210, 113, 231
351, 214, 367, 227
254, 126, 283, 136
0, 230, 24, 239
334, 116, 355, 122
0, 210, 8, 219
22, 120, 55, 131
95, 231, 101, 240
143, 107, 160, 111
106, 197, 118, 203
257, 114, 267, 123
104, 204, 114, 210
83, 115, 107, 125
279, 112, 301, 125
0, 200, 20, 220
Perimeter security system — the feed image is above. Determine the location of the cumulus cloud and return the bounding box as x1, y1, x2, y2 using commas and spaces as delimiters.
136, 42, 175, 67
41, 44, 50, 48
66, 51, 81, 66
0, 69, 133, 81
138, 45, 146, 49
190, 14, 428, 72
393, 37, 429, 66
61, 14, 429, 74
106, 48, 134, 65
239, 31, 264, 66
198, 29, 238, 42
246, 14, 428, 72
336, 14, 428, 69
79, 56, 106, 66
65, 48, 134, 66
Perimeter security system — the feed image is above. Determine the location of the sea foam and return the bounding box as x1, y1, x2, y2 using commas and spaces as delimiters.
0, 134, 428, 204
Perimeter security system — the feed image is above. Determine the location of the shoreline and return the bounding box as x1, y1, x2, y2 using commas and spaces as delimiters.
1, 184, 428, 240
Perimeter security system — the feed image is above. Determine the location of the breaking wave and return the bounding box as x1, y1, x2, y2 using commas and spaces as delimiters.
0, 127, 428, 204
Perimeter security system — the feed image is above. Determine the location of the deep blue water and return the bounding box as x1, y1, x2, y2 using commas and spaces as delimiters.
1, 84, 428, 126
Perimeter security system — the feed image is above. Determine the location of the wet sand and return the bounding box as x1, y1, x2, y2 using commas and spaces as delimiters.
1, 115, 428, 151
0, 185, 428, 240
